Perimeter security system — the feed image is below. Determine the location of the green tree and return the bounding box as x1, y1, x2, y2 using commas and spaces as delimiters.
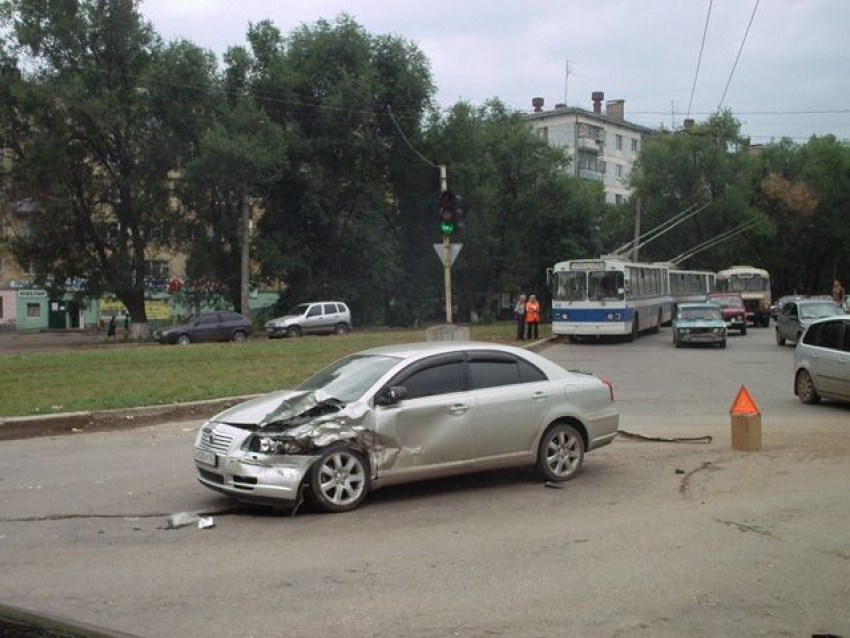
0, 0, 214, 336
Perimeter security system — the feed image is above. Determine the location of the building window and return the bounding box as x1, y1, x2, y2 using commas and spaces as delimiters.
615, 134, 623, 151
538, 126, 549, 142
144, 260, 170, 279
27, 303, 41, 318
631, 138, 639, 152
616, 165, 624, 179
615, 194, 624, 205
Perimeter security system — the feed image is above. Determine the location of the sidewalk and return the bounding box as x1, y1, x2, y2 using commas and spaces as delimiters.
0, 329, 134, 354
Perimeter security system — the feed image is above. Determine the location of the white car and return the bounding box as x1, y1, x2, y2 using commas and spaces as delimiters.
265, 301, 351, 338
794, 316, 850, 404
193, 341, 619, 513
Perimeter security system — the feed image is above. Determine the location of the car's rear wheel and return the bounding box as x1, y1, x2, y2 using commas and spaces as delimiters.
795, 369, 821, 404
334, 322, 350, 335
741, 325, 747, 336
177, 334, 191, 346
775, 329, 785, 346
286, 326, 302, 338
719, 339, 727, 349
536, 423, 585, 482
231, 330, 246, 343
308, 446, 370, 513
628, 314, 638, 342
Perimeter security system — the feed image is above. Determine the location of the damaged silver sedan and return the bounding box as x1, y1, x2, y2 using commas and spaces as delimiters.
193, 342, 618, 513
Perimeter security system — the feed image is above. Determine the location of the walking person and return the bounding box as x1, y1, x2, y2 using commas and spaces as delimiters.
832, 279, 845, 305
525, 294, 540, 341
514, 294, 527, 340
106, 315, 117, 341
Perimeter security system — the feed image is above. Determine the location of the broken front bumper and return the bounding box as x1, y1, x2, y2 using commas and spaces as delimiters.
193, 424, 318, 506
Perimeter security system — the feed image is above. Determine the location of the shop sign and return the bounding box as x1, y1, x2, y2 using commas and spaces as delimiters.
17, 289, 47, 299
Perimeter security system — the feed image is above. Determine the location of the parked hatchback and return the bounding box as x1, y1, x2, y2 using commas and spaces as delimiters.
794, 316, 850, 404
192, 341, 618, 513
266, 301, 351, 338
706, 293, 747, 335
156, 311, 252, 345
775, 299, 844, 346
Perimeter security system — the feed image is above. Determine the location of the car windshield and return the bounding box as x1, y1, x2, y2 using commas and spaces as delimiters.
295, 354, 402, 403
799, 303, 842, 320
680, 308, 721, 321
285, 303, 311, 316
710, 296, 742, 308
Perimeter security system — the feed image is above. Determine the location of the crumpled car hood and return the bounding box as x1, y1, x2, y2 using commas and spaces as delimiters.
212, 389, 373, 450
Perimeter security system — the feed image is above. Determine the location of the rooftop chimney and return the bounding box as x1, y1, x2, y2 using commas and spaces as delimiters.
591, 91, 604, 114
532, 97, 545, 113
606, 99, 625, 121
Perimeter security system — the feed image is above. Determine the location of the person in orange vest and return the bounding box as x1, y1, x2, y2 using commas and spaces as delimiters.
525, 294, 540, 340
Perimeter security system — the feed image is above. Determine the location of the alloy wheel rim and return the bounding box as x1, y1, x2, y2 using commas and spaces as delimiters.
319, 452, 365, 505
546, 431, 579, 477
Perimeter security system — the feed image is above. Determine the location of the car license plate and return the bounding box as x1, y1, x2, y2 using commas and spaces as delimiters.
194, 448, 217, 467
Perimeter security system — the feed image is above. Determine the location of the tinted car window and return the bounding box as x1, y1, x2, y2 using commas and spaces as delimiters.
324, 304, 337, 315
842, 323, 850, 353
803, 323, 822, 345
816, 321, 841, 349
221, 312, 241, 322
469, 359, 521, 389
393, 355, 464, 400
307, 305, 322, 317
198, 314, 218, 324
336, 303, 347, 313
518, 359, 547, 383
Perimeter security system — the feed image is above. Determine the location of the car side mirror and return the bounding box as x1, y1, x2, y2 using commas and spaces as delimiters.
376, 386, 408, 406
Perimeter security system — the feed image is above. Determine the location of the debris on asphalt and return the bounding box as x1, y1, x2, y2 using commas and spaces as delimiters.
675, 468, 685, 474
198, 517, 215, 529
165, 512, 202, 529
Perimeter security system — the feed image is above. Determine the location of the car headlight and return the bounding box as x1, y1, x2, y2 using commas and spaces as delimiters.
679, 328, 689, 335
253, 436, 305, 455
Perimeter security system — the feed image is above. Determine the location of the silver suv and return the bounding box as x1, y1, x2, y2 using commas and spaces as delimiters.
265, 301, 351, 338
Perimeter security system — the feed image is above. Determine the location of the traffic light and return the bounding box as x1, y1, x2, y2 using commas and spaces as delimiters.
439, 190, 455, 235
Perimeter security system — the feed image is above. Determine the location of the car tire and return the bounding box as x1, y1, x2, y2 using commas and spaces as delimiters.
775, 329, 785, 346
795, 369, 821, 405
307, 446, 370, 513
720, 339, 727, 349
286, 326, 302, 338
177, 334, 191, 346
334, 323, 350, 335
741, 325, 747, 336
232, 330, 246, 343
796, 332, 802, 344
536, 423, 585, 482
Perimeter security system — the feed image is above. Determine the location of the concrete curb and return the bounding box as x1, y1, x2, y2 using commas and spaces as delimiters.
0, 395, 261, 440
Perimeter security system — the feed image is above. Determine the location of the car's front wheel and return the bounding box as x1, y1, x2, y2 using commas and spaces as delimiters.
177, 334, 191, 346
333, 322, 350, 335
775, 329, 785, 346
741, 325, 747, 336
795, 369, 821, 404
308, 446, 370, 513
231, 330, 246, 343
286, 325, 302, 338
536, 423, 585, 482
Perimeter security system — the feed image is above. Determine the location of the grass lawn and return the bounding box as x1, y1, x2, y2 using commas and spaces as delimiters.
0, 322, 547, 417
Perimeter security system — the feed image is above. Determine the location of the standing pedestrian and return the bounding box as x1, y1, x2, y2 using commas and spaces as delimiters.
514, 294, 527, 340
832, 279, 845, 305
106, 315, 117, 341
525, 294, 540, 341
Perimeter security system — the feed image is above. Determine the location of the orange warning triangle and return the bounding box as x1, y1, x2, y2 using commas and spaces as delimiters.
730, 385, 760, 415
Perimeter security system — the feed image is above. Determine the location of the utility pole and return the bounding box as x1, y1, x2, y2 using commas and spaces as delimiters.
440, 164, 452, 323
240, 193, 250, 319
632, 198, 642, 262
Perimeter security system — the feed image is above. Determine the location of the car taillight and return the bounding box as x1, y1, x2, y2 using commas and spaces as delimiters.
601, 377, 614, 401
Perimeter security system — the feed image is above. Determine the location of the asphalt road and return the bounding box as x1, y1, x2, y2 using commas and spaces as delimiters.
0, 325, 848, 637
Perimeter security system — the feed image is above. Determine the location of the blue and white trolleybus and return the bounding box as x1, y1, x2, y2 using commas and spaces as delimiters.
549, 257, 673, 341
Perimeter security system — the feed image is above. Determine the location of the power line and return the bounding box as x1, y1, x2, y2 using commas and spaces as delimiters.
385, 106, 437, 168
687, 0, 713, 120
718, 0, 760, 111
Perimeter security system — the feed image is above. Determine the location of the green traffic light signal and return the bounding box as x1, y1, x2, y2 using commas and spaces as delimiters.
440, 220, 455, 235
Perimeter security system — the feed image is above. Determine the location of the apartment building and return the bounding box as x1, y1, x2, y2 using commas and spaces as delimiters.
525, 92, 654, 204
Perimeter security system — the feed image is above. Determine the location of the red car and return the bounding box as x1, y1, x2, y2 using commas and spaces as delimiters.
706, 293, 748, 335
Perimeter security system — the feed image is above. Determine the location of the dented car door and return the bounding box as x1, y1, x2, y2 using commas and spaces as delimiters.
372, 352, 475, 484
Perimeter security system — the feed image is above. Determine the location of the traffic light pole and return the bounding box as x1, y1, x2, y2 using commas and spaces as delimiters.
440, 165, 453, 323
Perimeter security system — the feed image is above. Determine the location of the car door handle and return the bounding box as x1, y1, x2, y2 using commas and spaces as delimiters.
532, 391, 547, 401
448, 404, 469, 415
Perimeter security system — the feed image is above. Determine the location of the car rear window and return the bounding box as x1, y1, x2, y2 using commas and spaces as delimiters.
804, 320, 841, 349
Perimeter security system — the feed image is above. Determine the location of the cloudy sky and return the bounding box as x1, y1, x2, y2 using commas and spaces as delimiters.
140, 0, 849, 143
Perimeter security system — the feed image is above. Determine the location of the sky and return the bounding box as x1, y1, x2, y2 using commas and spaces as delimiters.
139, 0, 850, 143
